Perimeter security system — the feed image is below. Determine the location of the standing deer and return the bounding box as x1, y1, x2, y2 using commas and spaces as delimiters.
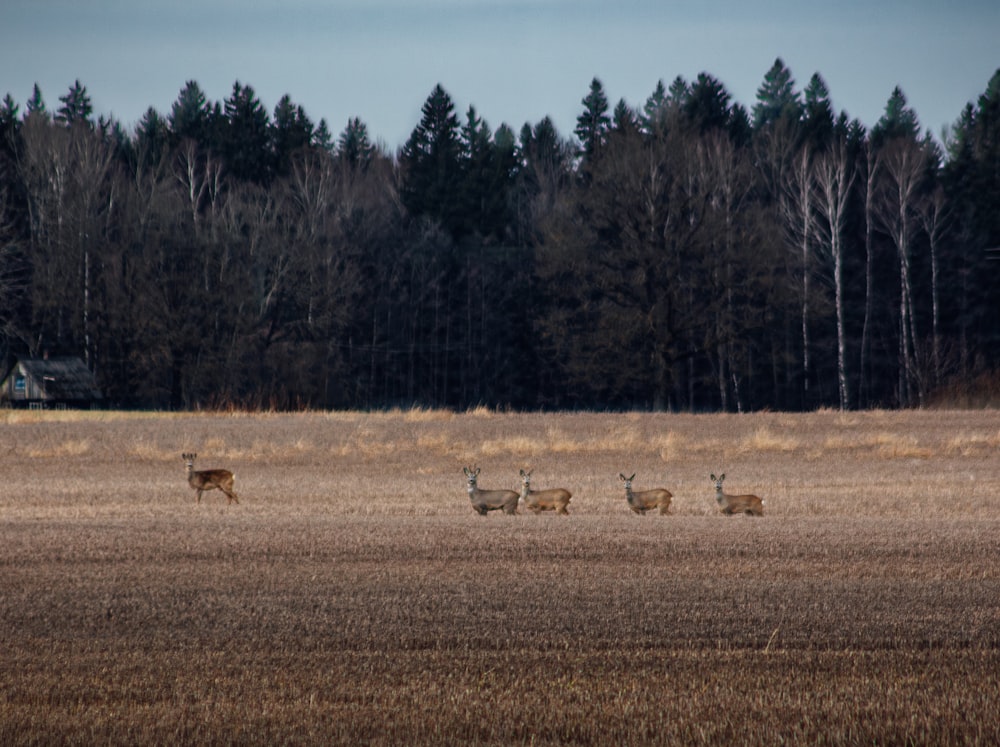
183, 453, 239, 504
711, 473, 763, 516
619, 473, 672, 515
518, 469, 572, 514
464, 466, 518, 515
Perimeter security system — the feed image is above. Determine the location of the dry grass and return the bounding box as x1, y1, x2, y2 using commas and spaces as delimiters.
1, 409, 999, 744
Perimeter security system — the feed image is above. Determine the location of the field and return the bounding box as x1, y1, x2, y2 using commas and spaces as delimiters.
1, 408, 999, 745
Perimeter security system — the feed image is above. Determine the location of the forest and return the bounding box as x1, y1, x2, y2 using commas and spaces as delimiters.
0, 60, 998, 411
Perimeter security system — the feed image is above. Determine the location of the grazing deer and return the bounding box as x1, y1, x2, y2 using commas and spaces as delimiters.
711, 473, 763, 516
464, 466, 518, 515
518, 469, 572, 515
619, 473, 672, 515
183, 453, 239, 504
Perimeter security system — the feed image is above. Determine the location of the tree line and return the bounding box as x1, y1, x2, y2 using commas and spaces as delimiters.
0, 60, 998, 411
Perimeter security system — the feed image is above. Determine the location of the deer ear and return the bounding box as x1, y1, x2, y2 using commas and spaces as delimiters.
619, 473, 626, 481
629, 473, 635, 481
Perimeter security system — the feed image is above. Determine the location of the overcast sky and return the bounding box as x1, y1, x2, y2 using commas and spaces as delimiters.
2, 0, 997, 149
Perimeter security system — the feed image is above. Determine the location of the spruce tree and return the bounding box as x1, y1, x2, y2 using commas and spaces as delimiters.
337, 117, 374, 168
135, 107, 170, 168
641, 80, 669, 135
313, 118, 334, 152
169, 81, 212, 145
25, 84, 47, 119
400, 84, 463, 236
612, 99, 640, 135
222, 81, 271, 183
803, 73, 835, 149
56, 79, 92, 128
752, 58, 802, 130
271, 94, 314, 177
575, 78, 610, 162
872, 86, 920, 146
684, 73, 732, 133
0, 94, 19, 149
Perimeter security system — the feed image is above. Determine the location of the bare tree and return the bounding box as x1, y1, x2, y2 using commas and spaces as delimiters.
859, 140, 880, 407
66, 124, 118, 370
812, 141, 857, 409
172, 139, 222, 237
918, 185, 949, 389
16, 115, 117, 368
875, 137, 928, 406
780, 145, 815, 406
698, 131, 756, 411
16, 114, 70, 351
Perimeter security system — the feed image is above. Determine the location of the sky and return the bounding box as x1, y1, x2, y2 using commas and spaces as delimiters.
2, 0, 997, 149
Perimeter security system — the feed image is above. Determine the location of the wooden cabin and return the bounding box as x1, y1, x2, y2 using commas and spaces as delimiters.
0, 356, 103, 409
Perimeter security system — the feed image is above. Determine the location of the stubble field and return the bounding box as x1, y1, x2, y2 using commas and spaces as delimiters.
1, 408, 999, 745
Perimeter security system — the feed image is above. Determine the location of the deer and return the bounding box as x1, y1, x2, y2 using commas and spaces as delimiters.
618, 473, 672, 515
464, 466, 519, 515
518, 469, 572, 515
183, 453, 239, 504
710, 473, 763, 516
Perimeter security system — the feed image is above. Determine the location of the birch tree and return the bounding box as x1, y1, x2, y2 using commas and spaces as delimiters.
918, 184, 949, 388
876, 137, 928, 405
858, 138, 880, 407
812, 141, 856, 409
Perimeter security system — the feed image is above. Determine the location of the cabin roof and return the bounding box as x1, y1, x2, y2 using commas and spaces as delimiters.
7, 356, 103, 401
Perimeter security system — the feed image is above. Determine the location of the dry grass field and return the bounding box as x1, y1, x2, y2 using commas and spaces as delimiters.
1, 408, 999, 745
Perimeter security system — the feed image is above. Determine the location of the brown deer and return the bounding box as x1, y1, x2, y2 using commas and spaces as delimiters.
518, 469, 572, 514
619, 473, 672, 515
464, 466, 518, 515
183, 453, 239, 504
711, 473, 763, 516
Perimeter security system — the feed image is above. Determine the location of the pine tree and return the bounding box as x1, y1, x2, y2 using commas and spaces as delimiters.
25, 84, 47, 120
667, 76, 690, 105
313, 118, 334, 152
575, 77, 610, 162
684, 73, 732, 133
802, 73, 835, 149
727, 103, 752, 146
641, 80, 669, 135
271, 94, 314, 177
169, 80, 213, 145
222, 81, 271, 183
458, 107, 514, 239
872, 86, 920, 146
0, 94, 19, 151
941, 69, 1000, 378
612, 99, 640, 135
400, 84, 463, 236
520, 116, 568, 193
459, 105, 492, 236
752, 58, 802, 130
337, 117, 374, 168
56, 79, 92, 128
135, 107, 170, 168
